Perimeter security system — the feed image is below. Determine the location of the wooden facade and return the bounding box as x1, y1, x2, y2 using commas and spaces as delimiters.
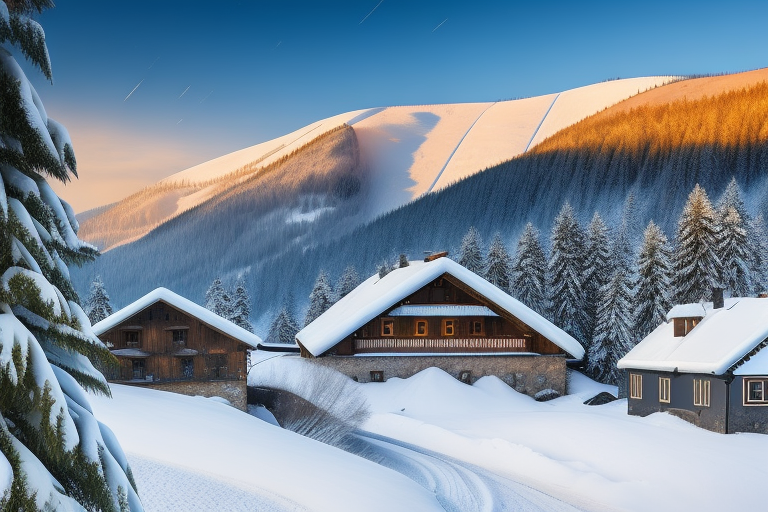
98, 300, 250, 384
315, 274, 567, 357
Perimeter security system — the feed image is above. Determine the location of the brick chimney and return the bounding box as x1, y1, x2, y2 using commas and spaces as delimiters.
711, 287, 724, 309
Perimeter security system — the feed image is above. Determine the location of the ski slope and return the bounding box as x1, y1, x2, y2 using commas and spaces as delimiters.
78, 76, 673, 252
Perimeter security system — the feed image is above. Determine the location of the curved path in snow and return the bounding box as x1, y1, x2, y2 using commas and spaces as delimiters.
524, 93, 560, 152
355, 431, 583, 512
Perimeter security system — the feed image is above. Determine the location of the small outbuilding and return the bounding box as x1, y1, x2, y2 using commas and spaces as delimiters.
296, 254, 584, 398
92, 287, 261, 410
618, 296, 768, 434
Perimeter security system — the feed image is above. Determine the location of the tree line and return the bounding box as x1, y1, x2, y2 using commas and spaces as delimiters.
450, 178, 765, 385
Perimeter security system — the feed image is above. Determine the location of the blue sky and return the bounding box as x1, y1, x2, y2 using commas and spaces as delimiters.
22, 0, 768, 211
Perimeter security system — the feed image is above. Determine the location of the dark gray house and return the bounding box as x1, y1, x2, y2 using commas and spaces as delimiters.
618, 297, 768, 434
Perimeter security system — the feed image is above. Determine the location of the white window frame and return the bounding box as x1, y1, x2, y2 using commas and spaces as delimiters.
659, 377, 671, 403
693, 378, 710, 407
743, 377, 768, 406
630, 373, 643, 399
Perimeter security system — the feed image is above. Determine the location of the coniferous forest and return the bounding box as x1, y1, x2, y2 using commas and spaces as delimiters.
73, 80, 768, 365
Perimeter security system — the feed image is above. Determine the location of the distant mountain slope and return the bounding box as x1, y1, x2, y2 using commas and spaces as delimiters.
78, 76, 672, 252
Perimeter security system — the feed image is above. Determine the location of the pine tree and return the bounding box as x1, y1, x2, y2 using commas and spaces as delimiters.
674, 184, 721, 303
334, 265, 360, 302
458, 226, 483, 274
716, 178, 753, 297
484, 233, 512, 291
749, 214, 768, 294
0, 2, 141, 509
510, 223, 547, 316
230, 277, 253, 332
204, 277, 229, 318
304, 270, 333, 326
634, 222, 672, 338
717, 206, 751, 297
267, 303, 300, 344
85, 275, 113, 325
548, 203, 588, 343
582, 213, 611, 346
589, 259, 635, 385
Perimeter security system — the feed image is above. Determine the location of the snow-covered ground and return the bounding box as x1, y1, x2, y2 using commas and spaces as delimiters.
90, 357, 767, 512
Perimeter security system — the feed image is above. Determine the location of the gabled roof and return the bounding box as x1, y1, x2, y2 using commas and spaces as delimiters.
296, 258, 584, 358
92, 287, 261, 349
618, 298, 768, 375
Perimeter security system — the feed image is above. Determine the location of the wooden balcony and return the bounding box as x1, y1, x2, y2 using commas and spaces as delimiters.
353, 337, 528, 353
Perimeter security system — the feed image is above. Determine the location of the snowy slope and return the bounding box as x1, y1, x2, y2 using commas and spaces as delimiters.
78, 76, 671, 252
255, 358, 768, 512
89, 385, 443, 512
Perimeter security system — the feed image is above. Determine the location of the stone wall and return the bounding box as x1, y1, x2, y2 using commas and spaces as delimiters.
308, 355, 568, 397
138, 380, 248, 411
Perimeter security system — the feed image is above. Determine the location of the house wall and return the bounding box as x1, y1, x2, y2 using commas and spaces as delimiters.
625, 369, 729, 433
308, 355, 568, 397
99, 301, 249, 383
727, 376, 768, 434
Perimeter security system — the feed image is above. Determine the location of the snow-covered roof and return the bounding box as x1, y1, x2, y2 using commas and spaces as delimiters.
92, 288, 261, 349
388, 305, 499, 317
110, 349, 151, 358
666, 303, 706, 321
296, 258, 584, 359
618, 298, 768, 375
734, 345, 768, 375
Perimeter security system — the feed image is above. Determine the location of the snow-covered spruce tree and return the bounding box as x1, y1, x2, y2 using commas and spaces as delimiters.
582, 213, 611, 348
229, 277, 253, 333
304, 270, 333, 327
717, 206, 751, 297
484, 233, 512, 292
334, 265, 360, 302
673, 184, 721, 304
457, 226, 483, 274
749, 214, 768, 294
510, 223, 547, 316
589, 233, 635, 385
204, 277, 232, 320
0, 2, 141, 510
267, 304, 299, 344
84, 275, 113, 325
548, 202, 588, 343
633, 221, 672, 338
715, 178, 753, 297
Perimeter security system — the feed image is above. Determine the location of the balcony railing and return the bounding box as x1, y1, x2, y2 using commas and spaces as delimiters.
354, 337, 528, 352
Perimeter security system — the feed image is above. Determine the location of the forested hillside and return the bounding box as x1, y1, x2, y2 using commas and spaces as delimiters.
74, 77, 768, 337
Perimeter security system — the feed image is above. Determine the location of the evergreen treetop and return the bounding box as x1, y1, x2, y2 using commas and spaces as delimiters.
484, 233, 512, 292
510, 223, 547, 316
457, 226, 483, 275
304, 270, 333, 327
0, 2, 142, 508
634, 221, 672, 338
85, 275, 114, 325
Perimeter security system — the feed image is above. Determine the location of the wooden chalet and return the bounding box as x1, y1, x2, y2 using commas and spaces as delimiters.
92, 288, 261, 410
296, 254, 584, 396
618, 295, 768, 434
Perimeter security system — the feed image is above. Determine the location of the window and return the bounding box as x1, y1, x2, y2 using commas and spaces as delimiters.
124, 331, 140, 347
131, 359, 145, 380
381, 319, 394, 337
693, 378, 710, 407
630, 373, 643, 399
673, 317, 700, 337
181, 358, 194, 379
172, 329, 187, 345
370, 371, 384, 382
415, 320, 428, 336
743, 378, 768, 405
470, 319, 484, 336
659, 377, 671, 403
442, 319, 455, 336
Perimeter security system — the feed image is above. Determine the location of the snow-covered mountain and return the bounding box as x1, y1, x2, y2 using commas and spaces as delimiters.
78, 77, 670, 252
72, 69, 768, 331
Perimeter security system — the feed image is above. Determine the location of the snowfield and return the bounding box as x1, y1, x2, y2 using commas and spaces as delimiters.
92, 359, 768, 512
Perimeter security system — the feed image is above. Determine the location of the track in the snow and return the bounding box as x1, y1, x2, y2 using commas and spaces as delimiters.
355, 431, 583, 512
